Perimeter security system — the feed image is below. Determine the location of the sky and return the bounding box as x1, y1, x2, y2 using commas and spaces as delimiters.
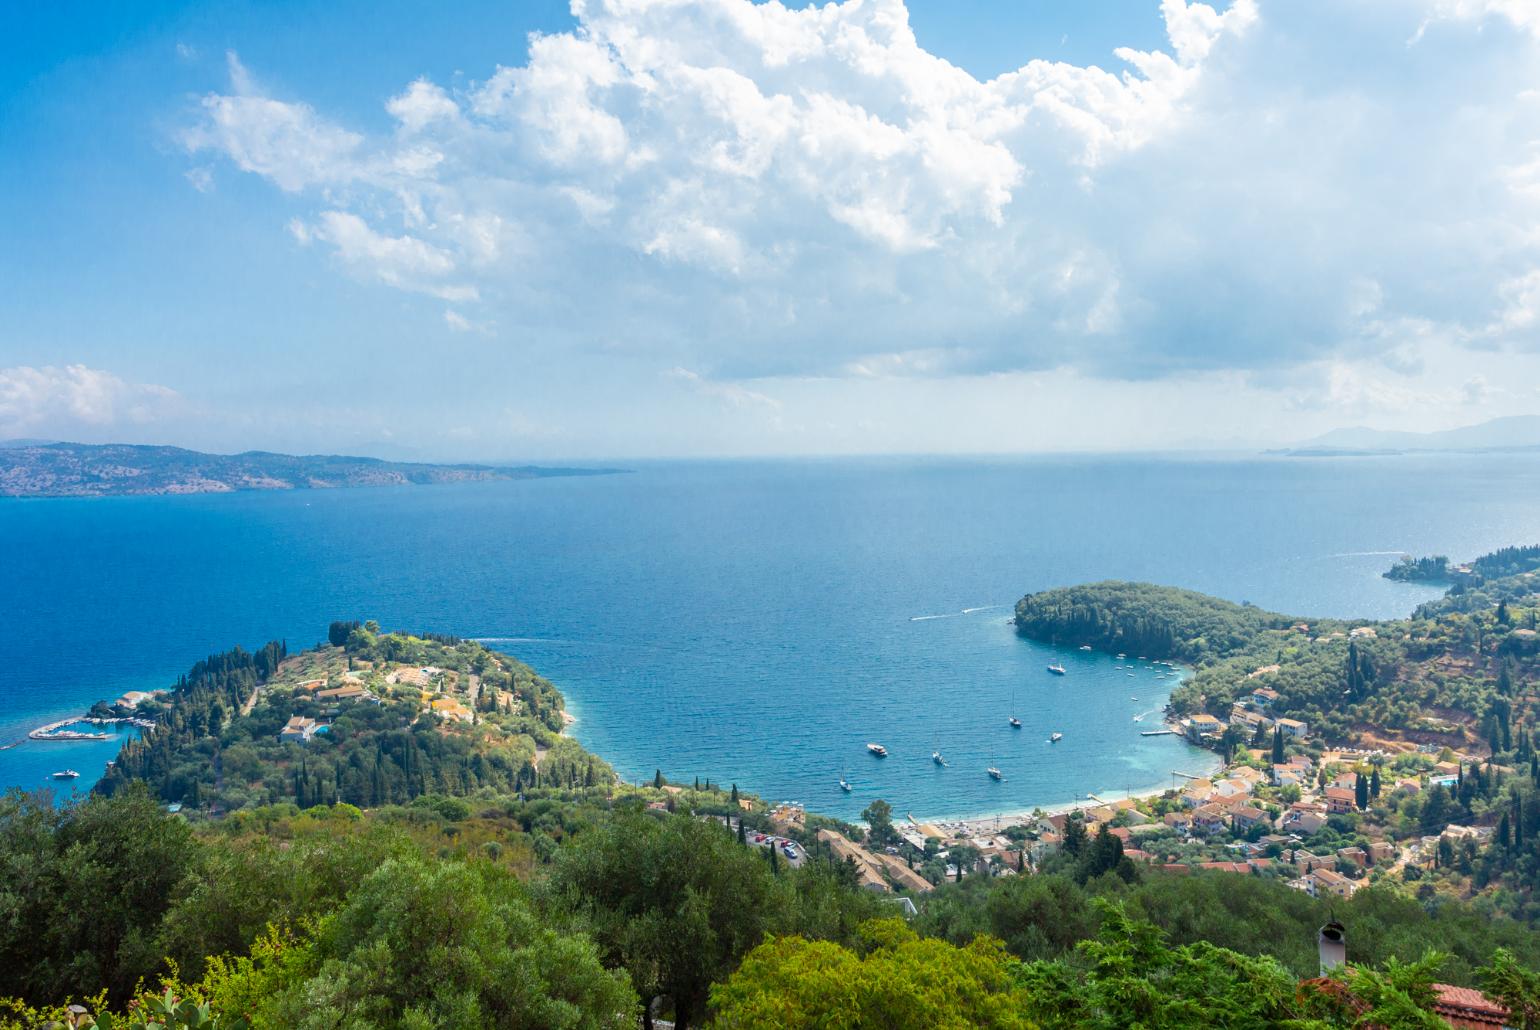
2, 0, 1540, 460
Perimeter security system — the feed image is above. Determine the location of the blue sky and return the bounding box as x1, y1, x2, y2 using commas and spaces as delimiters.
2, 1, 1539, 459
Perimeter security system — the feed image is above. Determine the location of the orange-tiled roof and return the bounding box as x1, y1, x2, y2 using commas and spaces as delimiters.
1432, 983, 1507, 1024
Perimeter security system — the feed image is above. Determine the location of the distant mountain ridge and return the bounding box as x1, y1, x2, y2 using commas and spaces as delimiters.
0, 442, 623, 498
1293, 415, 1540, 454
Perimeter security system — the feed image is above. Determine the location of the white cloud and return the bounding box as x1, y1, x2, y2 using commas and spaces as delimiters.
387, 79, 462, 134
0, 365, 180, 433
183, 53, 365, 192
182, 0, 1540, 396
292, 211, 479, 301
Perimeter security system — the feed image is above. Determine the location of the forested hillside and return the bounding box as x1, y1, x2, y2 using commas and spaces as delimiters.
96, 622, 607, 812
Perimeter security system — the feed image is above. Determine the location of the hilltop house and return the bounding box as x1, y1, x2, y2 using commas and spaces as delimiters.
279, 715, 320, 743
1276, 717, 1309, 739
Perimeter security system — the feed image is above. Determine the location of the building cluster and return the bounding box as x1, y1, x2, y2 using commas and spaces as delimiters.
1184, 682, 1308, 744
277, 662, 483, 744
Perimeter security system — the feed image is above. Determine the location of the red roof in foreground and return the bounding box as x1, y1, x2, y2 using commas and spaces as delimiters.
1432, 983, 1508, 1028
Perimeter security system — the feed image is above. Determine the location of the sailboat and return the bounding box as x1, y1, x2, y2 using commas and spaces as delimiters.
839, 764, 852, 792
987, 765, 1004, 780
1047, 663, 1067, 676
1008, 686, 1022, 727
1049, 732, 1063, 743
932, 750, 947, 767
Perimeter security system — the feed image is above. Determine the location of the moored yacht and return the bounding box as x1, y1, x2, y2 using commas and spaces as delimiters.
1009, 716, 1022, 727
51, 769, 80, 779
839, 777, 852, 792
1049, 732, 1063, 743
1047, 664, 1067, 676
987, 766, 1004, 780
932, 751, 947, 766
867, 742, 888, 757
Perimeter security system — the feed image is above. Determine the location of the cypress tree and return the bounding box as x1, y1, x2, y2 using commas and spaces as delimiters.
653, 769, 664, 789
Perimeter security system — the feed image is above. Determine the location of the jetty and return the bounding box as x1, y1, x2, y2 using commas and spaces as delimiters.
29, 719, 109, 742
26, 715, 151, 742
1140, 728, 1178, 737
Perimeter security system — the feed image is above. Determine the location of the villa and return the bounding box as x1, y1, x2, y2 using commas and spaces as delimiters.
278, 715, 320, 743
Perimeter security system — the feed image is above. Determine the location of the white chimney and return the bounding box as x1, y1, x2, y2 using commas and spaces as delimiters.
1318, 920, 1346, 975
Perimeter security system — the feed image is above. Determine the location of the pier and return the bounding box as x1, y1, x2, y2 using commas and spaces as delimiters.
1140, 728, 1178, 736
26, 715, 151, 742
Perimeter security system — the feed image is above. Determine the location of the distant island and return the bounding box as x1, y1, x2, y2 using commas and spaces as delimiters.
0, 441, 624, 498
1275, 414, 1540, 456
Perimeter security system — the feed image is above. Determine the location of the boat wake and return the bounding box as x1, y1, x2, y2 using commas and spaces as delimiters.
473, 636, 569, 644
912, 604, 1005, 621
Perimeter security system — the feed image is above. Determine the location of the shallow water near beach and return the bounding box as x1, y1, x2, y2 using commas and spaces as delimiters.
2, 452, 1538, 819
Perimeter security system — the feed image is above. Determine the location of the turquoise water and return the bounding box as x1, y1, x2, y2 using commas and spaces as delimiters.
2, 453, 1537, 819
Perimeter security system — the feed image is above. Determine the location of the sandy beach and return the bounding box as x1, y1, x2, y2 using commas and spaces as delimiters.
906, 748, 1224, 840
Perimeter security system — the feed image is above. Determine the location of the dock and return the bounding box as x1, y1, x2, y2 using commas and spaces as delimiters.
1140, 728, 1178, 737
25, 715, 148, 742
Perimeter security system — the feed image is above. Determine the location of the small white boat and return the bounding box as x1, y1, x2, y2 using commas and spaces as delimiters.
1047, 664, 1067, 676
1116, 653, 1126, 659
839, 778, 852, 792
987, 766, 1004, 780
867, 743, 888, 757
932, 751, 947, 766
1079, 645, 1092, 651
1049, 732, 1063, 743
1131, 696, 1139, 701
51, 769, 80, 780
1009, 716, 1022, 728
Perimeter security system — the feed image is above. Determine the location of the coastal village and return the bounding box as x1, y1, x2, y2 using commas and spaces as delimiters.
729, 665, 1504, 910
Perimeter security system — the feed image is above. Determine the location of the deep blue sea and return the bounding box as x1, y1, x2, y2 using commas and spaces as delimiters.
3, 453, 1538, 820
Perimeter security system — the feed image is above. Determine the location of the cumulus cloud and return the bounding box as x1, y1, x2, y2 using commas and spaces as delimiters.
182, 0, 1540, 386
0, 365, 180, 434
290, 211, 478, 301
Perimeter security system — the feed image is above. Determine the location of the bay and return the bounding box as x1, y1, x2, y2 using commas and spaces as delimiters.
2, 452, 1537, 820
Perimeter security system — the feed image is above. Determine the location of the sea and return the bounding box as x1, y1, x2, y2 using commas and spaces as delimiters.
2, 452, 1537, 821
